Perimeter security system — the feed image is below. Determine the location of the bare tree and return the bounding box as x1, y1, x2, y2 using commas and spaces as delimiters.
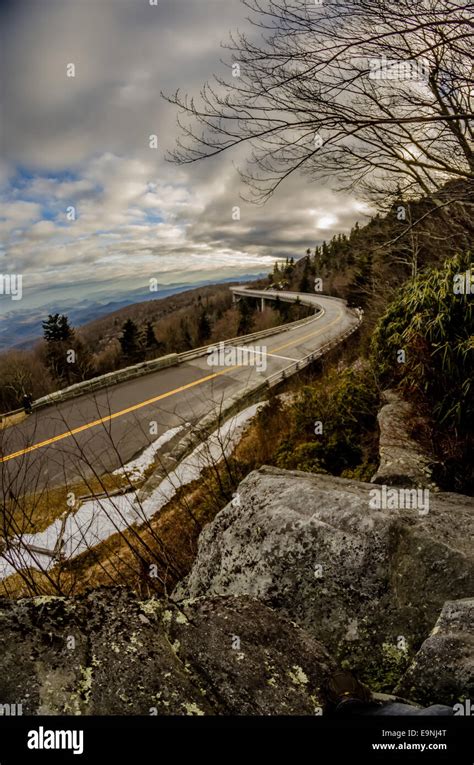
164, 0, 473, 204
0, 350, 54, 412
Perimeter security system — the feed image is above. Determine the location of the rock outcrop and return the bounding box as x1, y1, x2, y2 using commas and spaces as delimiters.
371, 389, 439, 489
395, 598, 474, 706
176, 466, 474, 691
0, 589, 336, 715
2, 465, 472, 711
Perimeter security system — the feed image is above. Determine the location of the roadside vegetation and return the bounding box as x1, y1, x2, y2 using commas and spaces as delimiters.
371, 252, 473, 493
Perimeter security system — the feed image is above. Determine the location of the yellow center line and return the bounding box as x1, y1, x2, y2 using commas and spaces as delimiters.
0, 368, 235, 463
0, 309, 343, 463
270, 310, 342, 354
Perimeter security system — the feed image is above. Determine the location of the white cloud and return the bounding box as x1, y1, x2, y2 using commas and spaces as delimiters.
0, 201, 42, 238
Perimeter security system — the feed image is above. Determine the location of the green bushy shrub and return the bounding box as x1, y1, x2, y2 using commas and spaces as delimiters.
371, 252, 473, 435
275, 367, 379, 477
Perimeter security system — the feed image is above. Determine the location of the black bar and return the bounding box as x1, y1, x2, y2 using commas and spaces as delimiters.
0, 715, 472, 763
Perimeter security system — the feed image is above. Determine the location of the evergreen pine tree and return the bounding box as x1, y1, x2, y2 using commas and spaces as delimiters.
42, 314, 73, 342
237, 298, 254, 334
144, 320, 158, 349
42, 314, 77, 384
299, 256, 311, 292
178, 318, 193, 350
120, 319, 140, 361
197, 308, 212, 344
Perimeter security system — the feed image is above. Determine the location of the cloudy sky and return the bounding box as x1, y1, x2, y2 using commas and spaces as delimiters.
1, 0, 370, 317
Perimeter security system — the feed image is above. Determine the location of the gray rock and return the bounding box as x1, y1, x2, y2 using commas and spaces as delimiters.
0, 588, 336, 715
175, 466, 474, 692
395, 598, 474, 706
371, 389, 439, 489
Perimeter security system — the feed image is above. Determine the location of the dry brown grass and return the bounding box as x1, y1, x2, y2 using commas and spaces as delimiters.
0, 411, 27, 432
0, 569, 60, 599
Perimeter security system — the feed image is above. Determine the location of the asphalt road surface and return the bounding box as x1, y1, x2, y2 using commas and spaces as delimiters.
0, 291, 358, 494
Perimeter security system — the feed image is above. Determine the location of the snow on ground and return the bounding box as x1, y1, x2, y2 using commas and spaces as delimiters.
141, 401, 263, 517
0, 403, 263, 580
0, 492, 138, 580
112, 424, 187, 482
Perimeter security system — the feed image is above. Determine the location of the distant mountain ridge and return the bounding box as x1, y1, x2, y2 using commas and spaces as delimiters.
0, 274, 265, 351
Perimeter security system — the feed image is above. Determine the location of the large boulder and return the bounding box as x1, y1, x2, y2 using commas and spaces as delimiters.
175, 466, 474, 693
395, 598, 474, 706
0, 588, 336, 715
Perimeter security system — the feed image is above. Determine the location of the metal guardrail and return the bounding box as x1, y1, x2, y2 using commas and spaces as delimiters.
0, 407, 24, 419
176, 308, 323, 363
231, 286, 345, 306
265, 314, 363, 388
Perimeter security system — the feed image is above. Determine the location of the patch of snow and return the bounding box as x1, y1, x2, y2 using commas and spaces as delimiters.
112, 424, 187, 482
140, 401, 263, 517
0, 492, 138, 580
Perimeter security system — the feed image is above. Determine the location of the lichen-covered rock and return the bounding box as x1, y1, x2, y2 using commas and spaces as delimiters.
175, 466, 474, 692
0, 588, 336, 715
395, 598, 474, 706
371, 389, 439, 489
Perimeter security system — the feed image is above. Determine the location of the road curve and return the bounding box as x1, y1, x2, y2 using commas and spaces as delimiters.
0, 290, 359, 493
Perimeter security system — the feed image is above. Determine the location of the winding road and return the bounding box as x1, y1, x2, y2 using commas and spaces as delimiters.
0, 288, 359, 494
